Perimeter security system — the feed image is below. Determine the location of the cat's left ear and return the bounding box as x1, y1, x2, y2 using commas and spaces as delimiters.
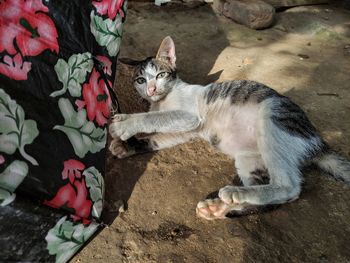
156, 36, 176, 67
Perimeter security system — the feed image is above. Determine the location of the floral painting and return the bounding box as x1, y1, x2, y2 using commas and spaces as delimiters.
0, 0, 127, 262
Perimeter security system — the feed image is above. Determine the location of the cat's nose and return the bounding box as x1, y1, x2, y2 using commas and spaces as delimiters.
147, 86, 156, 96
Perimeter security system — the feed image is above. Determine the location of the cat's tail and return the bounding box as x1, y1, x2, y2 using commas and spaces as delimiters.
313, 150, 350, 184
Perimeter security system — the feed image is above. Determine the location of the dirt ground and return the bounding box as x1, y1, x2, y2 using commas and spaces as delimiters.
73, 2, 350, 263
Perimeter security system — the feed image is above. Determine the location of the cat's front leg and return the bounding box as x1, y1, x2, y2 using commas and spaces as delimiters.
109, 138, 134, 159
109, 114, 140, 141
110, 111, 200, 141
109, 137, 151, 158
110, 133, 195, 159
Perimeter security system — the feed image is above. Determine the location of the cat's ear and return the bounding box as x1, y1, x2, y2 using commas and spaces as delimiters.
156, 36, 176, 67
118, 57, 143, 66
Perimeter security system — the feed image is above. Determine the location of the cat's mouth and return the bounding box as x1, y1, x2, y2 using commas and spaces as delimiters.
147, 91, 163, 97
147, 91, 155, 97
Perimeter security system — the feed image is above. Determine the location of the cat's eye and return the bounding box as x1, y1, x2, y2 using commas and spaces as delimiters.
135, 77, 146, 84
156, 72, 169, 79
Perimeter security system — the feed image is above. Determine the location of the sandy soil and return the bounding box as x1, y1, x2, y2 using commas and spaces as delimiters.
74, 3, 350, 263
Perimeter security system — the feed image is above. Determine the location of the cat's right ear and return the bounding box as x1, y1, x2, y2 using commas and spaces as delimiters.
156, 36, 176, 68
118, 57, 143, 66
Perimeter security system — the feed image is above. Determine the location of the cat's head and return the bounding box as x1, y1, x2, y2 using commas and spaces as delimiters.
119, 36, 177, 102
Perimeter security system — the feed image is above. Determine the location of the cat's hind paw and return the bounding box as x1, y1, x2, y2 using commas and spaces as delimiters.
196, 198, 232, 220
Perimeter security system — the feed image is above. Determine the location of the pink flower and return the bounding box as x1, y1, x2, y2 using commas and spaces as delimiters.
0, 0, 59, 80
62, 159, 86, 184
0, 155, 5, 165
92, 0, 125, 20
0, 0, 59, 56
44, 159, 92, 224
16, 12, 59, 57
0, 53, 31, 81
44, 178, 93, 225
76, 68, 112, 126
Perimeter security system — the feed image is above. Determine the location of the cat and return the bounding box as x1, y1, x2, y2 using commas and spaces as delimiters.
109, 36, 350, 220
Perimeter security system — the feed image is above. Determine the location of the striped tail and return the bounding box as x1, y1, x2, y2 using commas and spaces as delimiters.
314, 151, 350, 184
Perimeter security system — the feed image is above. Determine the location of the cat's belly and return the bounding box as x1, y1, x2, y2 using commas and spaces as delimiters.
216, 129, 258, 157
202, 103, 260, 158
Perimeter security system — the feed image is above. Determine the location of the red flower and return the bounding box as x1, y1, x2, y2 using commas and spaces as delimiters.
76, 68, 112, 126
92, 0, 125, 20
0, 0, 59, 56
44, 159, 92, 224
62, 159, 86, 184
0, 0, 59, 80
0, 53, 31, 81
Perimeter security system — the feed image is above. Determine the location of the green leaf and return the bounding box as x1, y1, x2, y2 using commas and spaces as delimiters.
83, 166, 105, 218
0, 160, 28, 206
90, 11, 123, 56
50, 53, 93, 98
46, 216, 99, 263
0, 133, 18, 155
0, 189, 16, 207
54, 98, 107, 158
0, 89, 39, 165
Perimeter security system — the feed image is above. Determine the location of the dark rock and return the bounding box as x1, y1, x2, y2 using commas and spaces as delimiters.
214, 0, 275, 29
264, 0, 328, 8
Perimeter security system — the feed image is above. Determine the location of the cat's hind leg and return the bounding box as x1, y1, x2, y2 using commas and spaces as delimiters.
197, 98, 323, 219
196, 153, 269, 220
235, 152, 269, 186
196, 154, 301, 219
216, 98, 323, 207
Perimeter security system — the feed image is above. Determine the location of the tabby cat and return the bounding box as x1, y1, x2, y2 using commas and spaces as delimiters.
109, 36, 350, 220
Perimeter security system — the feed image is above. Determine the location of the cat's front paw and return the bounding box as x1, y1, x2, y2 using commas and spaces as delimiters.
109, 139, 134, 159
109, 114, 136, 141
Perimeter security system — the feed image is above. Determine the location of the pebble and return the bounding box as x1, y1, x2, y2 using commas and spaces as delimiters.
119, 204, 126, 213
94, 254, 103, 259
274, 25, 287, 32
298, 54, 310, 60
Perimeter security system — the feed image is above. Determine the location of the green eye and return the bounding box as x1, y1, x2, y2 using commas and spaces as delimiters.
135, 77, 146, 84
156, 72, 169, 79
